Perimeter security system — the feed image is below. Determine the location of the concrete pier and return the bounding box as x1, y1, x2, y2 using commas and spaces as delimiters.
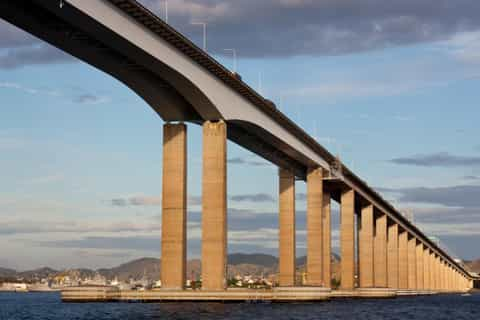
374, 213, 387, 288
306, 168, 324, 286
340, 189, 355, 290
279, 168, 296, 287
387, 223, 399, 289
398, 230, 408, 289
161, 123, 187, 290
322, 192, 332, 288
62, 287, 473, 303
359, 204, 374, 288
201, 121, 227, 291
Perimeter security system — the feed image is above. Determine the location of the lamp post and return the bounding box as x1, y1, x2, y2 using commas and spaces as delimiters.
223, 49, 237, 73
192, 22, 207, 52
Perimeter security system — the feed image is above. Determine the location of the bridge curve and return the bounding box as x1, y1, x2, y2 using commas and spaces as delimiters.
1, 0, 476, 289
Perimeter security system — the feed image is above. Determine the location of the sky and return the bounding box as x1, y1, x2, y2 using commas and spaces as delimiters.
1, 0, 480, 270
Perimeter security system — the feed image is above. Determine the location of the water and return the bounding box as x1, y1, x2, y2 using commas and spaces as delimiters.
0, 292, 479, 320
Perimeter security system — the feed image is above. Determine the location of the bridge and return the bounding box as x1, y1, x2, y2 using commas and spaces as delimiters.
1, 0, 477, 301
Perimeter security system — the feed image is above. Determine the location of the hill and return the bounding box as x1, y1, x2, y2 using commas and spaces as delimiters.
466, 259, 480, 273
1, 253, 342, 282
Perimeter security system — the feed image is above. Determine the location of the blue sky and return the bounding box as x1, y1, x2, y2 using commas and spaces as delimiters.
1, 0, 480, 270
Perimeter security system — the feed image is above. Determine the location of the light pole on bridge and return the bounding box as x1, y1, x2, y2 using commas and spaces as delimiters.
192, 22, 207, 52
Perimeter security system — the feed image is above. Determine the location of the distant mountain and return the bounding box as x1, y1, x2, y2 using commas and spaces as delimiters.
1, 253, 342, 282
98, 258, 160, 282
466, 259, 480, 273
0, 267, 16, 278
228, 253, 277, 267
17, 267, 58, 280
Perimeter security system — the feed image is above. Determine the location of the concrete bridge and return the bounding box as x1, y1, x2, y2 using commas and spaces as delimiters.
1, 0, 477, 301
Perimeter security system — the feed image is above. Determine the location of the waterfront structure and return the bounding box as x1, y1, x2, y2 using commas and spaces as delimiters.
1, 0, 477, 301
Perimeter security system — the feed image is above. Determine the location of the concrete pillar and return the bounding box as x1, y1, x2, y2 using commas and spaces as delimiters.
322, 191, 332, 288
430, 252, 436, 291
398, 230, 408, 289
201, 121, 227, 291
306, 167, 324, 286
161, 123, 187, 290
374, 213, 387, 287
387, 223, 399, 289
447, 265, 452, 291
407, 236, 417, 290
434, 255, 440, 291
279, 168, 296, 286
340, 189, 355, 290
440, 261, 447, 291
359, 204, 374, 288
423, 248, 430, 290
416, 242, 424, 291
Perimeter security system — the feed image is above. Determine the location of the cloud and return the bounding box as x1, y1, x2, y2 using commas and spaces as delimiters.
388, 152, 480, 167
3, 1, 480, 66
36, 236, 160, 251
72, 94, 110, 105
380, 185, 480, 208
229, 193, 275, 203
227, 157, 271, 167
462, 175, 480, 180
138, 0, 480, 58
110, 195, 202, 207
443, 31, 480, 65
0, 219, 159, 236
0, 82, 60, 96
0, 43, 74, 69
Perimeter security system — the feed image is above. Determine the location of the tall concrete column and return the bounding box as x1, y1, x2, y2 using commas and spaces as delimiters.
161, 123, 187, 290
416, 242, 424, 291
201, 121, 227, 291
398, 230, 408, 289
279, 168, 296, 286
447, 265, 452, 291
423, 248, 430, 290
340, 189, 355, 290
387, 223, 399, 289
322, 191, 332, 288
441, 261, 446, 291
429, 251, 437, 290
306, 167, 324, 286
434, 255, 440, 291
359, 204, 374, 288
374, 213, 387, 287
407, 236, 417, 290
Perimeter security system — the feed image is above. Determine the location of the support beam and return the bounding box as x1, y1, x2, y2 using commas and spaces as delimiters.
322, 191, 332, 288
407, 236, 417, 290
340, 189, 355, 290
387, 223, 399, 289
201, 121, 227, 291
398, 230, 408, 289
306, 167, 324, 286
279, 168, 296, 286
359, 204, 374, 288
416, 242, 424, 291
161, 123, 187, 290
374, 213, 387, 287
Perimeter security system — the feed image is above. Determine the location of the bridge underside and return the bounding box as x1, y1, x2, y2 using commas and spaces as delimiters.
0, 0, 308, 179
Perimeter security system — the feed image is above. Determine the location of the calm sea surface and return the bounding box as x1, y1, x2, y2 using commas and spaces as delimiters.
0, 292, 479, 320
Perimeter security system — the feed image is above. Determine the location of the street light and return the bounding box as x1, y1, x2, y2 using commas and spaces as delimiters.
163, 0, 169, 23
191, 22, 207, 52
223, 49, 237, 73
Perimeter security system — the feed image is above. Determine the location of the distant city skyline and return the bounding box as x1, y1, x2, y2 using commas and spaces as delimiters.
1, 0, 480, 270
